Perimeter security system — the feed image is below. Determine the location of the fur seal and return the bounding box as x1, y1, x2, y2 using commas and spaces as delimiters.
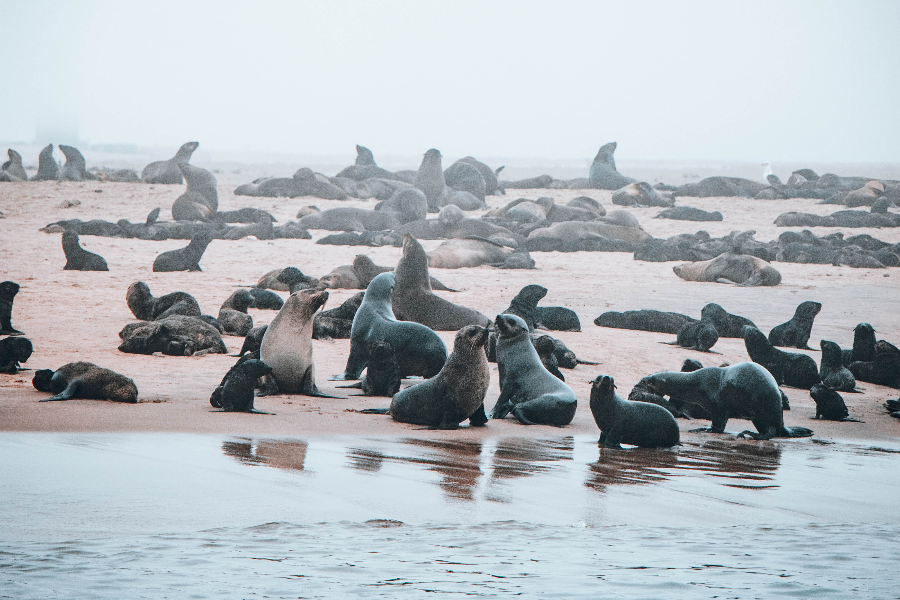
819, 340, 859, 392
768, 301, 821, 349
0, 281, 23, 335
809, 383, 859, 421
32, 362, 138, 403
313, 291, 364, 340
534, 307, 581, 332
392, 234, 491, 331
238, 325, 268, 356
489, 314, 577, 426
210, 357, 274, 413
594, 309, 696, 334
248, 288, 283, 310
336, 340, 402, 396
673, 253, 782, 287
256, 267, 319, 292
32, 144, 59, 181
636, 362, 813, 440
366, 325, 491, 428
841, 323, 876, 366
2, 149, 27, 181
57, 145, 96, 181
590, 374, 680, 448
152, 229, 213, 272
501, 284, 547, 332
628, 358, 712, 419
0, 336, 32, 373
849, 340, 900, 388
141, 142, 199, 184
172, 163, 218, 220
118, 316, 227, 356
527, 221, 652, 245
533, 335, 565, 381
61, 230, 109, 271
655, 206, 724, 222
444, 161, 486, 203
674, 321, 719, 351
700, 303, 756, 338
742, 326, 820, 389
427, 238, 513, 269
375, 188, 428, 224
126, 282, 201, 320
332, 272, 447, 381
259, 288, 333, 396
588, 142, 635, 190
415, 149, 449, 211
218, 290, 254, 336
611, 181, 673, 207
298, 207, 400, 232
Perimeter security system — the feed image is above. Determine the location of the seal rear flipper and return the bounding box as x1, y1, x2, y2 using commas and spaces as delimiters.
575, 358, 599, 366
336, 381, 364, 389
248, 409, 276, 415
511, 405, 538, 425
780, 426, 814, 438
41, 381, 80, 402
358, 407, 390, 414
255, 374, 280, 396
468, 403, 488, 427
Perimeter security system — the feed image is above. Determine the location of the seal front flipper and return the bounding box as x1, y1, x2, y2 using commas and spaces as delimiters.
248, 408, 276, 415
358, 407, 390, 414
468, 403, 488, 426
41, 381, 80, 401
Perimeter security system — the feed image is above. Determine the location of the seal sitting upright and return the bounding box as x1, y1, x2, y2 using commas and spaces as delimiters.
489, 313, 577, 426
141, 141, 199, 184
332, 272, 447, 381
589, 374, 680, 448
0, 281, 24, 335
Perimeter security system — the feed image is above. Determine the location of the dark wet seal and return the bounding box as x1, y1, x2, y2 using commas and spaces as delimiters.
221, 439, 308, 471
584, 440, 781, 493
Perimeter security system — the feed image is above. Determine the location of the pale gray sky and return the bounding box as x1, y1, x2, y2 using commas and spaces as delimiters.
1, 0, 898, 162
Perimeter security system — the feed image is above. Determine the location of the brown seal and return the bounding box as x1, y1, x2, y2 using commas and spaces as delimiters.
32, 362, 138, 403
673, 253, 782, 287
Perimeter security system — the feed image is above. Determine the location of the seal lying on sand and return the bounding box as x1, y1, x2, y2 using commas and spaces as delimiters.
0, 281, 24, 335
32, 362, 138, 403
594, 309, 696, 334
768, 301, 821, 349
742, 326, 820, 389
62, 230, 109, 271
361, 325, 491, 428
126, 282, 201, 320
489, 314, 577, 426
590, 374, 680, 448
332, 273, 447, 381
427, 238, 513, 269
392, 234, 491, 331
673, 253, 782, 287
636, 362, 813, 440
673, 321, 719, 352
141, 141, 199, 184
118, 316, 227, 356
849, 340, 900, 388
0, 336, 32, 373
152, 229, 213, 272
209, 356, 275, 413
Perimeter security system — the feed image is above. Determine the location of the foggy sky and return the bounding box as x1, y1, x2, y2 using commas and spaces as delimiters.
1, 0, 898, 162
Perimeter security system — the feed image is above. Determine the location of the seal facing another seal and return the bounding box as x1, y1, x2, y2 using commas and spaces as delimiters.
589, 374, 680, 448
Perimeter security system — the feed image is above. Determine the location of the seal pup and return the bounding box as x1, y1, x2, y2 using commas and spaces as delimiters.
819, 340, 859, 392
118, 316, 227, 356
392, 234, 491, 331
636, 362, 813, 440
673, 253, 782, 287
533, 335, 565, 381
248, 288, 283, 310
210, 358, 275, 413
672, 321, 719, 352
700, 303, 756, 338
237, 325, 268, 356
501, 284, 547, 332
742, 326, 820, 389
0, 336, 32, 373
31, 144, 59, 181
2, 149, 27, 181
259, 288, 335, 396
590, 374, 680, 448
141, 141, 199, 184
152, 228, 213, 272
0, 281, 24, 335
336, 340, 402, 396
809, 383, 860, 421
218, 289, 254, 336
332, 273, 447, 381
841, 323, 876, 366
172, 163, 218, 220
489, 314, 577, 426
768, 301, 821, 349
313, 291, 364, 341
57, 145, 96, 181
126, 281, 201, 320
363, 325, 491, 428
32, 362, 138, 403
61, 230, 109, 271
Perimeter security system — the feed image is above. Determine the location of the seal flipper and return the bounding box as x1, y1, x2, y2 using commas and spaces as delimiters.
468, 403, 488, 427
301, 368, 346, 399
358, 407, 390, 414
41, 380, 80, 402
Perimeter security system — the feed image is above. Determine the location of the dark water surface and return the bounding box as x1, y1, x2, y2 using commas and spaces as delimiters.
1, 433, 899, 598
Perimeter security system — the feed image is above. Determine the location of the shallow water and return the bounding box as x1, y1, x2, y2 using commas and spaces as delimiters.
2, 433, 899, 598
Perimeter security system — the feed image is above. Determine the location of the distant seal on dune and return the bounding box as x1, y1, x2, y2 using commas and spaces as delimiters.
172, 163, 218, 220
2, 149, 27, 181
768, 301, 820, 349
673, 253, 782, 287
152, 229, 213, 272
392, 234, 491, 331
141, 142, 199, 184
636, 362, 813, 440
62, 230, 109, 271
332, 272, 447, 381
31, 144, 59, 181
588, 142, 635, 190
57, 145, 96, 181
32, 362, 138, 403
590, 374, 680, 448
126, 281, 201, 320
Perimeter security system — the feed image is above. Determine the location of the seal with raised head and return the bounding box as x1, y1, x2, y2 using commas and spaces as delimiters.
218, 289, 254, 336
57, 145, 97, 181
364, 325, 491, 428
489, 313, 577, 426
0, 336, 32, 373
32, 362, 138, 403
588, 142, 636, 190
501, 284, 547, 332
742, 325, 820, 389
332, 272, 447, 381
62, 229, 109, 271
0, 281, 24, 335
337, 340, 402, 396
590, 374, 680, 448
141, 141, 199, 184
152, 228, 213, 272
209, 358, 275, 413
636, 362, 813, 440
2, 149, 27, 181
172, 163, 218, 220
31, 144, 59, 181
259, 288, 334, 396
768, 301, 821, 349
126, 281, 201, 320
819, 340, 859, 392
392, 234, 491, 331
415, 148, 449, 212
842, 323, 875, 366
700, 303, 756, 338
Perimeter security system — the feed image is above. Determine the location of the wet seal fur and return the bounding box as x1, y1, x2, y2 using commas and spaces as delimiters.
152, 229, 213, 272
392, 234, 490, 330
841, 323, 875, 366
489, 314, 577, 426
590, 374, 680, 448
62, 229, 109, 271
672, 321, 719, 352
32, 362, 138, 403
636, 362, 813, 440
0, 336, 33, 373
209, 357, 275, 413
259, 288, 335, 396
768, 301, 821, 349
126, 282, 201, 320
809, 383, 860, 421
0, 281, 24, 335
819, 340, 859, 392
333, 273, 447, 381
742, 326, 820, 389
337, 340, 402, 396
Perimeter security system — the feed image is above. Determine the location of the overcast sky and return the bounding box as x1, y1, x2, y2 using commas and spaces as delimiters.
1, 0, 898, 163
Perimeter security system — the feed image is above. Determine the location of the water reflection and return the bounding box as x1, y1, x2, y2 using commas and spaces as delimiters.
489, 437, 574, 481
221, 438, 308, 472
584, 439, 782, 492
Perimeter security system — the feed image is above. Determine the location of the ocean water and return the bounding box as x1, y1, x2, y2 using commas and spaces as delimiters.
1, 433, 899, 598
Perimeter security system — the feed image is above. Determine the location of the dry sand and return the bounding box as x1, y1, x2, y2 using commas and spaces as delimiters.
1, 177, 898, 443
